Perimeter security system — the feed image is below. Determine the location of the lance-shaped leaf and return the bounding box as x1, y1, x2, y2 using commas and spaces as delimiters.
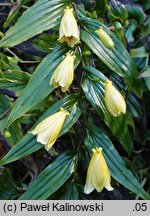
84, 125, 150, 200
0, 94, 81, 165
126, 3, 146, 24
19, 151, 77, 200
0, 0, 69, 47
109, 0, 146, 25
79, 17, 142, 96
109, 0, 128, 23
0, 53, 21, 70
6, 45, 68, 127
82, 66, 132, 154
63, 183, 79, 200
3, 0, 31, 28
0, 70, 30, 95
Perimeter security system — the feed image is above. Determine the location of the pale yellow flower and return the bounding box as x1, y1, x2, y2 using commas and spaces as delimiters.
104, 80, 126, 117
59, 6, 80, 47
84, 148, 113, 194
95, 26, 114, 49
50, 53, 75, 92
31, 108, 69, 150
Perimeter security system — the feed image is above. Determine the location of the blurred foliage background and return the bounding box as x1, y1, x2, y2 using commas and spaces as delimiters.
0, 0, 150, 200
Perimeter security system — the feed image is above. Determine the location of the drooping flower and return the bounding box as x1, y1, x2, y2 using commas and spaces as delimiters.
104, 80, 126, 117
31, 108, 69, 151
59, 6, 80, 47
50, 53, 75, 92
95, 26, 114, 49
84, 148, 113, 194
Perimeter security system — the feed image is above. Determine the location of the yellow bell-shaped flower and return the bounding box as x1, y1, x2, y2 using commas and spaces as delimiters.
84, 148, 113, 194
31, 108, 69, 151
95, 26, 114, 50
50, 53, 75, 92
104, 80, 126, 117
59, 6, 80, 47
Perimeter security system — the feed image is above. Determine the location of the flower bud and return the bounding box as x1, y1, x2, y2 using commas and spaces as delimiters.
84, 147, 113, 194
95, 26, 114, 49
59, 6, 80, 47
104, 80, 126, 117
4, 130, 11, 138
50, 53, 75, 92
31, 108, 69, 150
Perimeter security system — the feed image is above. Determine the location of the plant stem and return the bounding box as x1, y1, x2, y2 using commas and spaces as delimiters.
20, 60, 40, 64
4, 48, 20, 61
70, 134, 75, 149
77, 127, 86, 151
0, 3, 11, 6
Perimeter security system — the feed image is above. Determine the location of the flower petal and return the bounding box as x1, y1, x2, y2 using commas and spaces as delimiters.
32, 109, 66, 135
50, 53, 75, 92
59, 6, 80, 47
32, 108, 69, 150
104, 169, 114, 191
84, 149, 97, 194
104, 81, 126, 117
92, 149, 107, 192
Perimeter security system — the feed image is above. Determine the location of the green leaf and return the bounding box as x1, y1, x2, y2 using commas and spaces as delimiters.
145, 77, 150, 91
0, 168, 24, 199
131, 47, 148, 59
141, 17, 150, 36
7, 45, 68, 127
7, 120, 23, 147
109, 1, 128, 23
139, 67, 150, 78
109, 1, 146, 25
125, 20, 137, 43
0, 70, 30, 95
127, 94, 142, 119
65, 184, 79, 200
82, 66, 132, 154
138, 67, 150, 91
0, 53, 20, 70
18, 151, 76, 200
0, 95, 10, 119
78, 0, 96, 10
79, 17, 142, 96
96, 0, 108, 17
84, 125, 150, 200
0, 117, 7, 135
0, 0, 69, 47
0, 94, 81, 165
3, 0, 30, 28
126, 3, 146, 25
59, 101, 81, 137
32, 33, 58, 53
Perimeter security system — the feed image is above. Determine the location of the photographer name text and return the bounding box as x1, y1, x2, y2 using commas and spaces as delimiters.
3, 202, 104, 213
